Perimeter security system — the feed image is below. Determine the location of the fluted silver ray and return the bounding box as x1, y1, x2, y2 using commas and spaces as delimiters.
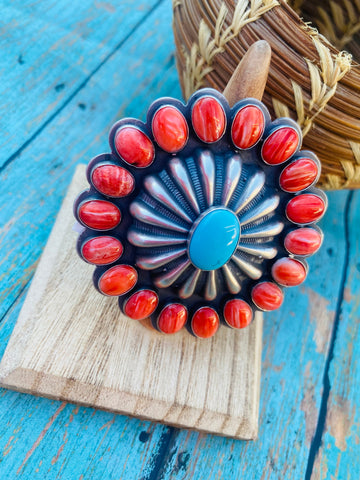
198, 150, 215, 207
144, 176, 193, 223
136, 247, 187, 270
179, 268, 201, 299
238, 195, 279, 226
236, 243, 277, 259
129, 150, 286, 298
130, 200, 189, 233
205, 270, 217, 300
222, 264, 241, 294
232, 171, 265, 214
169, 158, 200, 214
155, 259, 191, 288
240, 221, 284, 239
232, 253, 263, 280
222, 155, 242, 207
128, 229, 186, 247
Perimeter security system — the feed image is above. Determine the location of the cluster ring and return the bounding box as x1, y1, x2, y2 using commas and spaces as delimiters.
74, 88, 327, 338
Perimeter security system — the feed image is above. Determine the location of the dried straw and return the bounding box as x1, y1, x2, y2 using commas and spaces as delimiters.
173, 0, 360, 189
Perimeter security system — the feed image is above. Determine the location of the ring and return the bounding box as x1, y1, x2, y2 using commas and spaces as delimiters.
74, 88, 327, 338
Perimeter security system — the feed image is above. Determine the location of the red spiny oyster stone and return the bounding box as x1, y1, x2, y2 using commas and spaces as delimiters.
98, 265, 137, 296
115, 127, 154, 168
231, 105, 264, 149
191, 96, 226, 142
280, 158, 319, 192
262, 127, 299, 165
223, 299, 253, 329
284, 228, 323, 255
124, 289, 159, 320
152, 106, 188, 152
286, 194, 325, 224
157, 303, 188, 334
271, 258, 307, 287
252, 282, 284, 311
78, 200, 121, 230
81, 236, 123, 265
191, 307, 219, 338
91, 164, 135, 197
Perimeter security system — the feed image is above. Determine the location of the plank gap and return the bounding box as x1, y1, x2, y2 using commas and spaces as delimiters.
305, 190, 354, 480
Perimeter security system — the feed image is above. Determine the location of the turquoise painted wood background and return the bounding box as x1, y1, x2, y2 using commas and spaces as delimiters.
0, 1, 359, 478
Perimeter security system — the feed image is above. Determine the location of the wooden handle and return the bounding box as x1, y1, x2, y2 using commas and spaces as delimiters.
223, 40, 271, 106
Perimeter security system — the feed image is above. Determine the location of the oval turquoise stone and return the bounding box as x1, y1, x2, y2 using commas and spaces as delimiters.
189, 208, 240, 270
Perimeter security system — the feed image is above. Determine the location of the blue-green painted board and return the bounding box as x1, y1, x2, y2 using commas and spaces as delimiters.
0, 0, 358, 478
311, 191, 360, 480
0, 2, 179, 476
0, 389, 171, 479
147, 192, 350, 480
0, 0, 160, 168
0, 283, 173, 479
0, 0, 180, 320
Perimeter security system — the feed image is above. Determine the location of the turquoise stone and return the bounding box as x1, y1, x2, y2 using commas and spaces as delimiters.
189, 208, 240, 270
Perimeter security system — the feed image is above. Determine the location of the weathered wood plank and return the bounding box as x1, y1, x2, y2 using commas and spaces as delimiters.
0, 0, 160, 169
141, 192, 349, 479
311, 191, 360, 480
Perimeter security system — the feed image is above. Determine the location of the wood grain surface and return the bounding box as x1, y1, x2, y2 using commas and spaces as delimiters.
0, 0, 359, 478
0, 165, 262, 440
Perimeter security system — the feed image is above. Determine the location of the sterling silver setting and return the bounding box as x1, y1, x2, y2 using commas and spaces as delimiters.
128, 151, 281, 301
73, 88, 327, 337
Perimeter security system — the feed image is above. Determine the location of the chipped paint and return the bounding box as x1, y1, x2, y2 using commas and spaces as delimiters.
300, 380, 318, 445
327, 395, 355, 452
307, 287, 335, 354
16, 402, 67, 474
343, 287, 352, 303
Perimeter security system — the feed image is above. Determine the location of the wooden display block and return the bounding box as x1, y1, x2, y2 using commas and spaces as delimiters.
0, 165, 262, 440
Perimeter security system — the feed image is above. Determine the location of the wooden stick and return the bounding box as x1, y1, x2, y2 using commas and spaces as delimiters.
223, 40, 271, 105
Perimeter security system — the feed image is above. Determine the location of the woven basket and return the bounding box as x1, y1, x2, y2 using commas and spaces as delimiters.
173, 0, 360, 189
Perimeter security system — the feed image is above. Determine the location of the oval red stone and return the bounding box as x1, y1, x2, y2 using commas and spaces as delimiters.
232, 105, 265, 149
271, 258, 307, 287
252, 282, 284, 311
191, 307, 219, 338
286, 194, 326, 224
152, 106, 188, 153
81, 236, 123, 265
98, 265, 137, 296
223, 299, 253, 329
192, 96, 226, 142
280, 158, 319, 192
91, 164, 135, 197
284, 228, 323, 256
124, 289, 158, 320
158, 303, 188, 334
262, 127, 300, 165
115, 127, 154, 168
78, 200, 121, 230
